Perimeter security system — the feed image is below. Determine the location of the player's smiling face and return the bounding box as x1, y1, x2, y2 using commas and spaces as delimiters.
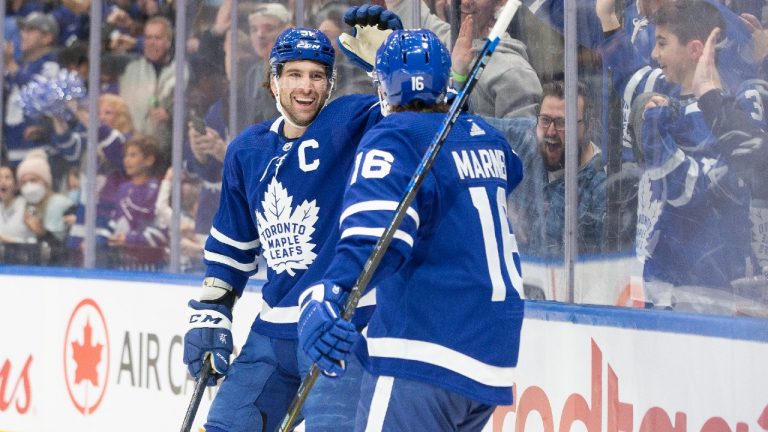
272, 60, 331, 128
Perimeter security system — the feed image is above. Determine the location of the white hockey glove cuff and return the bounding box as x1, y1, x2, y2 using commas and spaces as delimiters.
338, 25, 393, 73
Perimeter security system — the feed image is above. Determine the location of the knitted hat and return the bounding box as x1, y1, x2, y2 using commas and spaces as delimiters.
16, 149, 53, 187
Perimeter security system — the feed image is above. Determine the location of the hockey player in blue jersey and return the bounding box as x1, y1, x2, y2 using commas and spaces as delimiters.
181, 9, 403, 431
297, 29, 525, 431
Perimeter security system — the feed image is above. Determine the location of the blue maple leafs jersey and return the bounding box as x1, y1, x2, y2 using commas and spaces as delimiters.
600, 27, 768, 288
636, 99, 753, 288
320, 112, 525, 405
202, 94, 382, 338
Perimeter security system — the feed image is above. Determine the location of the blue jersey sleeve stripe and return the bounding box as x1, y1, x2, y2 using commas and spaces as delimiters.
365, 336, 517, 387
340, 227, 414, 247
646, 149, 687, 180
203, 250, 259, 272
666, 162, 699, 208
643, 67, 664, 93
210, 226, 260, 250
339, 200, 420, 228
98, 129, 123, 150
259, 302, 300, 324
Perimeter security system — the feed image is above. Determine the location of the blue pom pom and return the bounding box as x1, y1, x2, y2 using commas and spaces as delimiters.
20, 70, 87, 121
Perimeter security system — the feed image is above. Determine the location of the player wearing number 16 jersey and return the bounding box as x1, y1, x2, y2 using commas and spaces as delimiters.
298, 29, 525, 431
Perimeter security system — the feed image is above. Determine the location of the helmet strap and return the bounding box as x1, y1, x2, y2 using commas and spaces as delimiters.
376, 85, 391, 117
272, 75, 309, 132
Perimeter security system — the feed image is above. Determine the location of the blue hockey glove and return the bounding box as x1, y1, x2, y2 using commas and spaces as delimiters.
338, 5, 403, 72
184, 299, 233, 386
297, 282, 359, 377
344, 4, 403, 31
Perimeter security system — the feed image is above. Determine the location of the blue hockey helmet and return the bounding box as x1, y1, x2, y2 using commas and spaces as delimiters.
375, 29, 451, 107
269, 27, 336, 77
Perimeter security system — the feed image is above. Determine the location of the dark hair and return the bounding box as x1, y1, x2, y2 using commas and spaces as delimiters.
58, 41, 88, 68
651, 0, 724, 44
390, 100, 450, 113
540, 80, 586, 102
125, 134, 164, 177
539, 80, 592, 129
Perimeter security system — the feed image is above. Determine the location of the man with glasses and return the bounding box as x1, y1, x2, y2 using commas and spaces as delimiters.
488, 80, 607, 258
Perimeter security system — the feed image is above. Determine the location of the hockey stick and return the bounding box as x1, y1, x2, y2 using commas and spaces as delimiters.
180, 358, 212, 432
278, 1, 522, 430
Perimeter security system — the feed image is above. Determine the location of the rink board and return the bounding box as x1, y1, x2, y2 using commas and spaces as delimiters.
0, 268, 766, 432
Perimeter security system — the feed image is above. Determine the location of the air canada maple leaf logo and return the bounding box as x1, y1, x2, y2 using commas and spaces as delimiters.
256, 178, 319, 276
71, 320, 102, 386
64, 299, 110, 415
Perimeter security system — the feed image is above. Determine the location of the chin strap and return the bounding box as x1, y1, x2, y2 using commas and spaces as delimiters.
273, 76, 308, 131
376, 86, 391, 117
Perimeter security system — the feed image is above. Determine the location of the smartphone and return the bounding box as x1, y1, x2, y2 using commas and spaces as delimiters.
189, 111, 207, 135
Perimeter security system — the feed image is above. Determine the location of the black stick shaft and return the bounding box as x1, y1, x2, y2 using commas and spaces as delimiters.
180, 359, 211, 432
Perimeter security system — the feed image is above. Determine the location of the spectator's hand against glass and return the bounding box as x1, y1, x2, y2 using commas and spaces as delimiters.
595, 0, 620, 32
740, 14, 768, 63
451, 15, 476, 79
692, 27, 722, 98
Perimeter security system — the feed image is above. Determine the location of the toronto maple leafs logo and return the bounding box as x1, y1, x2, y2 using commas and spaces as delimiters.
256, 178, 319, 276
635, 172, 663, 262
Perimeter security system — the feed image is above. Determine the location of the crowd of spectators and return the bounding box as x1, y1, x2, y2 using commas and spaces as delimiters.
1, 0, 767, 314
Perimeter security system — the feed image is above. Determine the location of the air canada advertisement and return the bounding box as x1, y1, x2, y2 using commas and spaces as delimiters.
0, 274, 766, 431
